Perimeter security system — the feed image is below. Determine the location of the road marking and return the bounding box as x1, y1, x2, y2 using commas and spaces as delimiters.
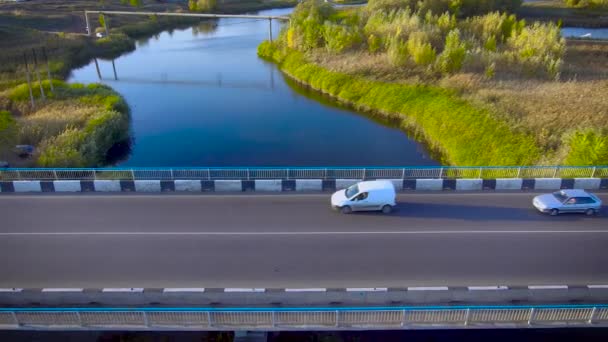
587, 285, 608, 289
0, 288, 23, 293
285, 288, 327, 292
102, 288, 144, 293
528, 285, 568, 290
41, 288, 83, 292
408, 287, 449, 291
0, 230, 606, 236
346, 288, 388, 292
224, 288, 265, 293
163, 288, 205, 293
468, 286, 509, 291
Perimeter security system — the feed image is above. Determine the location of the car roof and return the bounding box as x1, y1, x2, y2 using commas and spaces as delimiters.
358, 180, 395, 192
558, 189, 591, 197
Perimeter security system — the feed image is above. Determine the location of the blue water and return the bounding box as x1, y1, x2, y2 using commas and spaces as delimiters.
68, 8, 437, 167
562, 27, 608, 39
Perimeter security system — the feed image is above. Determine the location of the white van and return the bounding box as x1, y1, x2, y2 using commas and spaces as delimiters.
331, 180, 396, 214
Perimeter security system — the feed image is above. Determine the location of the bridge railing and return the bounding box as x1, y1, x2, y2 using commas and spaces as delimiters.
1, 305, 607, 330
0, 166, 606, 181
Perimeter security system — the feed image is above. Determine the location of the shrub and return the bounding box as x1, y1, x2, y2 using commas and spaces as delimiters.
288, 0, 335, 51
407, 31, 437, 66
8, 79, 66, 102
323, 22, 362, 53
387, 34, 409, 66
189, 0, 217, 12
564, 130, 608, 166
507, 22, 565, 79
0, 110, 17, 150
437, 29, 467, 74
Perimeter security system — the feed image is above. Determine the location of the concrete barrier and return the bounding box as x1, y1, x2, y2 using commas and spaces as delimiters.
295, 179, 322, 192
214, 180, 242, 192
255, 180, 282, 192
496, 178, 523, 190
534, 178, 561, 190
134, 180, 161, 192
336, 179, 360, 190
415, 179, 443, 191
13, 181, 41, 192
574, 178, 601, 190
93, 180, 121, 192
53, 181, 82, 192
456, 179, 483, 191
174, 180, 202, 192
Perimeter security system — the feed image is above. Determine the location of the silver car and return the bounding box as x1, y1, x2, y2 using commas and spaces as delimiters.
533, 189, 602, 216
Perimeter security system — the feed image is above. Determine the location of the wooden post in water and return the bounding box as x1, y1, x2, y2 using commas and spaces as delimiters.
111, 59, 118, 80
84, 11, 91, 36
268, 18, 273, 42
93, 58, 102, 80
32, 49, 46, 100
23, 53, 35, 108
41, 47, 54, 92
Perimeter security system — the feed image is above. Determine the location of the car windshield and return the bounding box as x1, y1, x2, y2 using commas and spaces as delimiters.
345, 184, 359, 198
553, 191, 568, 202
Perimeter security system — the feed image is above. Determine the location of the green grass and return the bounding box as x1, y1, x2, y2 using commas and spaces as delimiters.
4, 81, 130, 167
259, 41, 542, 166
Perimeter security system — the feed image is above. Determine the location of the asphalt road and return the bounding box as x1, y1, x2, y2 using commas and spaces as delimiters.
0, 192, 607, 288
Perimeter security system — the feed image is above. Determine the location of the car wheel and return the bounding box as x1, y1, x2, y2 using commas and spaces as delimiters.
381, 205, 392, 214
585, 208, 596, 216
340, 206, 352, 214
550, 209, 559, 216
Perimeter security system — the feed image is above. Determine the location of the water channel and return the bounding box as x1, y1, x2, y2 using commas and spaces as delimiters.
68, 8, 438, 167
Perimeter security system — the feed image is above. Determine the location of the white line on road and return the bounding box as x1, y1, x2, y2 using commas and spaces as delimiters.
224, 288, 266, 293
528, 285, 568, 290
285, 288, 327, 292
408, 287, 449, 291
346, 288, 388, 292
0, 230, 606, 236
42, 288, 83, 292
163, 288, 206, 293
102, 288, 144, 293
587, 285, 608, 289
468, 286, 509, 291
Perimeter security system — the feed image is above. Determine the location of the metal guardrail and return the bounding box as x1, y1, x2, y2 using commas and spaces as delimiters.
1, 305, 607, 330
0, 166, 607, 181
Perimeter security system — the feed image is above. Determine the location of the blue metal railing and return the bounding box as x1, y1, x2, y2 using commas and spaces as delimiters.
1, 304, 607, 329
1, 166, 607, 181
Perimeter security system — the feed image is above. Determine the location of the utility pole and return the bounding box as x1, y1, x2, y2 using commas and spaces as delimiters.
41, 47, 54, 92
32, 48, 46, 100
23, 52, 35, 108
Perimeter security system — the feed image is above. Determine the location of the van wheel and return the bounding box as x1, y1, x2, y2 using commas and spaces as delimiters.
550, 209, 559, 216
381, 205, 392, 214
340, 206, 352, 214
585, 208, 596, 216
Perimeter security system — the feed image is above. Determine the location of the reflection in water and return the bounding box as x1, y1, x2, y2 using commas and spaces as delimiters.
106, 139, 133, 166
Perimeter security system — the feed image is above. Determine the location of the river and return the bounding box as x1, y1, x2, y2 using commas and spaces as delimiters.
68, 8, 437, 167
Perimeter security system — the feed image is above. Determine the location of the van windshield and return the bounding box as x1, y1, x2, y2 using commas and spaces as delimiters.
345, 184, 359, 198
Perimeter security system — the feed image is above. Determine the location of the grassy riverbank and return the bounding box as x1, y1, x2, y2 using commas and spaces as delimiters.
259, 0, 608, 166
0, 81, 130, 167
259, 42, 541, 166
0, 0, 296, 166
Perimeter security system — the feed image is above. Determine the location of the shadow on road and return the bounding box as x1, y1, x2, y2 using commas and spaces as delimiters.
350, 202, 607, 222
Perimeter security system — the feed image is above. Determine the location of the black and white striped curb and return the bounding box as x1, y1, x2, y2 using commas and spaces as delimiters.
0, 178, 606, 193
2, 285, 608, 293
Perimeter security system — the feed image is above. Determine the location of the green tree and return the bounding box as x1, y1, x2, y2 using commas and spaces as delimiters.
387, 34, 409, 66
564, 130, 608, 165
